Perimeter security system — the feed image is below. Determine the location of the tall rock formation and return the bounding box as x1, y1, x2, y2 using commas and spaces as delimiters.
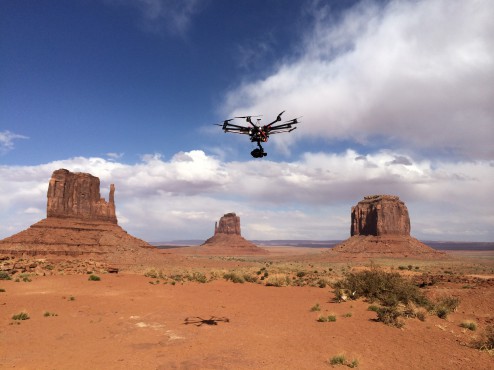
0, 169, 156, 262
330, 195, 444, 258
351, 195, 410, 236
214, 213, 241, 235
201, 213, 268, 255
47, 169, 117, 223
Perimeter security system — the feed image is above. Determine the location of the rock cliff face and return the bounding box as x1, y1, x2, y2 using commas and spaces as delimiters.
47, 169, 117, 223
215, 213, 241, 235
0, 169, 156, 262
330, 195, 444, 258
201, 213, 268, 255
351, 195, 410, 236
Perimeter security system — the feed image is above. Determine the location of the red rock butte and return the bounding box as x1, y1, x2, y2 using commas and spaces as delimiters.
0, 169, 156, 263
200, 213, 268, 255
330, 195, 445, 258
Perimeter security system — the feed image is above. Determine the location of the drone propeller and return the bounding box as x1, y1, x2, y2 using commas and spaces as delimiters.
283, 116, 302, 124
235, 115, 262, 119
275, 110, 285, 121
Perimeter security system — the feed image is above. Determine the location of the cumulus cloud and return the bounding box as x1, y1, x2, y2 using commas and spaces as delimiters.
0, 130, 28, 153
0, 150, 492, 242
223, 0, 494, 160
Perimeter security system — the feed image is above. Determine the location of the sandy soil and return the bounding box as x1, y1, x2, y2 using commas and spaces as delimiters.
1, 249, 493, 369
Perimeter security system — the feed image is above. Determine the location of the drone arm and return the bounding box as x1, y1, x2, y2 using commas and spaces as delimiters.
265, 110, 285, 128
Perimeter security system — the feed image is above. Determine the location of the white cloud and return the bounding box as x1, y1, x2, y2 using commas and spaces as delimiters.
223, 0, 494, 160
0, 150, 492, 242
0, 130, 28, 153
108, 0, 203, 37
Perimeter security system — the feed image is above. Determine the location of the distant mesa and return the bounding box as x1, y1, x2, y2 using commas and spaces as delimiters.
0, 169, 155, 262
200, 213, 268, 255
330, 195, 445, 258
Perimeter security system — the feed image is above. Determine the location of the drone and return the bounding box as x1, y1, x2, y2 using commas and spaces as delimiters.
215, 111, 301, 158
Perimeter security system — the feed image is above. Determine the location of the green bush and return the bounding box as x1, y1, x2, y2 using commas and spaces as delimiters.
188, 272, 207, 283
472, 325, 494, 351
88, 274, 101, 281
0, 271, 11, 280
334, 269, 429, 307
460, 320, 477, 331
431, 296, 460, 319
223, 272, 245, 284
330, 355, 346, 365
376, 306, 404, 328
12, 312, 29, 320
310, 303, 321, 312
243, 274, 258, 283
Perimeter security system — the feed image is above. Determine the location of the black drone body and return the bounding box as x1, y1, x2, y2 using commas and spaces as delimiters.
215, 111, 300, 158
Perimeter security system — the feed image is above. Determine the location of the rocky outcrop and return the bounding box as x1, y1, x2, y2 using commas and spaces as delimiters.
0, 169, 157, 263
330, 195, 445, 258
351, 195, 410, 236
47, 169, 117, 223
200, 213, 268, 255
214, 213, 241, 235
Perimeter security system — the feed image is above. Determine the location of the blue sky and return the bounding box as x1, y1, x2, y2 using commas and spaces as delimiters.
1, 0, 493, 242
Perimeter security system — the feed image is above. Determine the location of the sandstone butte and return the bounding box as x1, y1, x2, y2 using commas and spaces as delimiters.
0, 169, 157, 263
329, 195, 445, 258
200, 213, 268, 255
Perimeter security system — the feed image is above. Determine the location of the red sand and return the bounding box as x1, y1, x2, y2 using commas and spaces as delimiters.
1, 258, 493, 369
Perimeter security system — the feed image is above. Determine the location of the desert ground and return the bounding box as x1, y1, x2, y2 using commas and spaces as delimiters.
1, 247, 493, 370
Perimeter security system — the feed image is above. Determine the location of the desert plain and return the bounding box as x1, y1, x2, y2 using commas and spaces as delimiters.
1, 246, 493, 370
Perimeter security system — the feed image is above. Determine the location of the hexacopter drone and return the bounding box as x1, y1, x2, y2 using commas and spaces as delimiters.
215, 111, 301, 158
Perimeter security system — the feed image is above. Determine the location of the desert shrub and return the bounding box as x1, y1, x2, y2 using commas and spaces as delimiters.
19, 273, 32, 282
333, 269, 429, 308
144, 269, 159, 279
223, 272, 245, 284
416, 309, 427, 322
460, 320, 477, 331
310, 303, 321, 312
317, 279, 327, 288
12, 312, 29, 320
0, 271, 11, 280
329, 355, 346, 365
343, 312, 352, 318
69, 296, 75, 301
265, 274, 290, 287
243, 274, 258, 283
472, 325, 494, 352
317, 315, 328, 322
317, 315, 337, 322
188, 272, 207, 283
367, 305, 379, 312
376, 306, 404, 328
296, 271, 306, 278
0, 288, 5, 292
88, 274, 101, 281
431, 296, 460, 319
44, 311, 58, 317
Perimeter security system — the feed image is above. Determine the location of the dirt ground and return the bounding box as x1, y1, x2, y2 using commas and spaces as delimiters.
1, 248, 493, 369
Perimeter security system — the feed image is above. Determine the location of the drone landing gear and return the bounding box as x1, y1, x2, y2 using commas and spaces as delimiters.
251, 143, 267, 158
